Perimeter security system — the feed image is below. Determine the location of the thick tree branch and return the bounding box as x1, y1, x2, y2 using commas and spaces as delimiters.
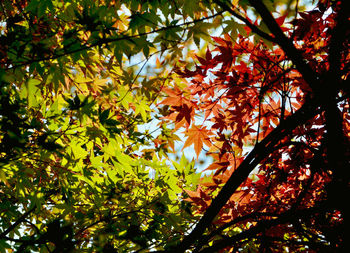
197, 203, 329, 252
323, 96, 350, 252
247, 0, 320, 91
167, 98, 320, 252
322, 3, 350, 250
324, 0, 350, 173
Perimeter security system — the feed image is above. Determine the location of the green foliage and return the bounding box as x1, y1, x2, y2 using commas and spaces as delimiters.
0, 0, 220, 251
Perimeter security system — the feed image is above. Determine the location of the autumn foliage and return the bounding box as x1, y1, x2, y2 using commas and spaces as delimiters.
162, 1, 349, 252
0, 0, 349, 252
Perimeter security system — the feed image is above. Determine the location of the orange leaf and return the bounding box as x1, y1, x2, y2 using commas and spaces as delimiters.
230, 190, 252, 204
183, 125, 212, 158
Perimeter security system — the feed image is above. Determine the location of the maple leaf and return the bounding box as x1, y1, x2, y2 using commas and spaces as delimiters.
195, 47, 217, 72
183, 125, 212, 158
160, 86, 184, 107
211, 113, 227, 132
174, 104, 194, 125
205, 161, 230, 176
184, 186, 211, 211
230, 190, 253, 205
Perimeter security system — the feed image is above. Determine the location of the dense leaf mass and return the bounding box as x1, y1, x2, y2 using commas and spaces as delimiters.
163, 1, 349, 252
0, 0, 210, 251
0, 0, 349, 252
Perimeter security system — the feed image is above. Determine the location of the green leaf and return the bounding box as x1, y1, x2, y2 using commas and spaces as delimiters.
27, 79, 40, 107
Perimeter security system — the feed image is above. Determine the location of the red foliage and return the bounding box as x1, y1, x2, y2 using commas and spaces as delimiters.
162, 1, 349, 252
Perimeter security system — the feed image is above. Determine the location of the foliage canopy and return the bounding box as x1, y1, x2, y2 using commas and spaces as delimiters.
0, 0, 349, 252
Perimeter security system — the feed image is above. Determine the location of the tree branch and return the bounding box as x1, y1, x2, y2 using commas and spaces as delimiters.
5, 11, 224, 70
167, 98, 320, 252
194, 211, 280, 251
0, 206, 36, 239
247, 0, 320, 92
321, 3, 350, 251
214, 0, 277, 43
197, 203, 329, 252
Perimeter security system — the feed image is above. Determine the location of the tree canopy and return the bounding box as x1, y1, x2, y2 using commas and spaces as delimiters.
0, 0, 349, 252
